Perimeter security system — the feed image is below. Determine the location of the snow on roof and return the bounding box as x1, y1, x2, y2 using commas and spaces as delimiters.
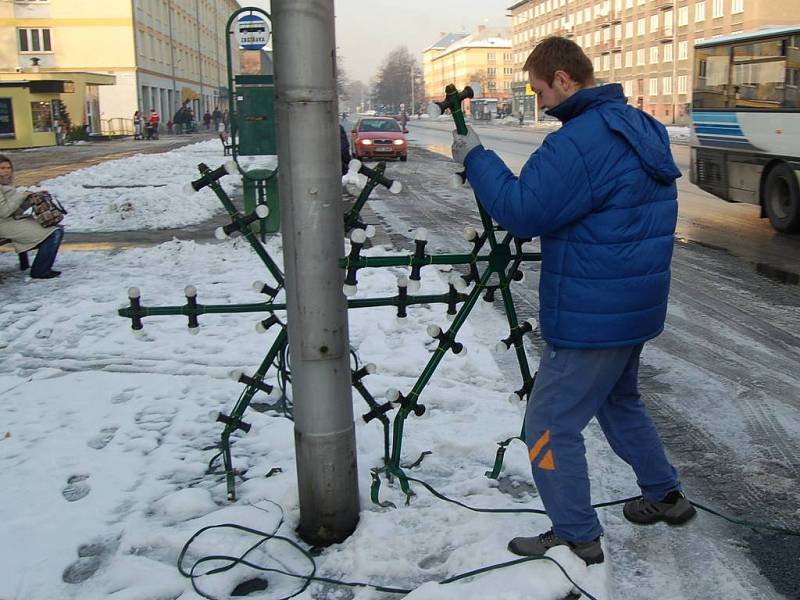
436, 27, 511, 58
424, 32, 469, 52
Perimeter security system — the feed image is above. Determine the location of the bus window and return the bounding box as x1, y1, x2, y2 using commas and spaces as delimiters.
787, 35, 800, 108
693, 45, 730, 108
732, 39, 786, 108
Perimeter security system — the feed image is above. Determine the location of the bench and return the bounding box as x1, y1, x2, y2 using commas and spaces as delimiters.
219, 132, 233, 156
0, 238, 29, 271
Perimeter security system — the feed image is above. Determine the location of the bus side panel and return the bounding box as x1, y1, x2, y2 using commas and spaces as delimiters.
738, 113, 800, 158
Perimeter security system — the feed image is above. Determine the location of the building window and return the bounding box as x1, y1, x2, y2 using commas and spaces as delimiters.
625, 50, 633, 66
594, 56, 602, 71
696, 1, 706, 22
663, 76, 673, 95
649, 77, 658, 96
487, 52, 496, 61
31, 101, 53, 132
625, 0, 633, 8
17, 28, 52, 52
713, 0, 724, 17
602, 54, 610, 71
487, 67, 496, 76
664, 43, 673, 62
637, 48, 645, 65
0, 98, 15, 139
678, 40, 688, 60
678, 6, 688, 25
624, 80, 633, 97
731, 0, 743, 14
503, 53, 512, 61
637, 18, 645, 36
625, 22, 633, 38
650, 14, 659, 33
614, 52, 622, 69
504, 67, 513, 75
650, 46, 659, 63
678, 74, 688, 94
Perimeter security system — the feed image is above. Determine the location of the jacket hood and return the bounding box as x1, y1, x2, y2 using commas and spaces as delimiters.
549, 84, 681, 184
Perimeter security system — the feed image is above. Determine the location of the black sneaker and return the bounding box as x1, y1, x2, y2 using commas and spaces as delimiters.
508, 529, 604, 565
623, 490, 696, 525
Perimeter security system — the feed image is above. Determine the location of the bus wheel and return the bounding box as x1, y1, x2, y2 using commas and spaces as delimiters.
764, 163, 800, 233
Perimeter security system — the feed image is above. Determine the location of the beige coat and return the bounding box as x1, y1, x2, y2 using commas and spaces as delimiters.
0, 184, 57, 253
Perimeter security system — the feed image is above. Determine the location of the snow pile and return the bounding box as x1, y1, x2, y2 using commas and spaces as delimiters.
0, 234, 612, 600
666, 126, 690, 144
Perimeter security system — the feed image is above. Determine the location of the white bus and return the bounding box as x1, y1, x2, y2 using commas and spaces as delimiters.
690, 27, 800, 233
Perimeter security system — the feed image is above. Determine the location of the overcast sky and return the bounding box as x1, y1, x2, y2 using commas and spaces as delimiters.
248, 1, 513, 85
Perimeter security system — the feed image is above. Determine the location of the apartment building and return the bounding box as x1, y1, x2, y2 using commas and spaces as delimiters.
423, 26, 513, 108
0, 0, 240, 133
508, 0, 800, 124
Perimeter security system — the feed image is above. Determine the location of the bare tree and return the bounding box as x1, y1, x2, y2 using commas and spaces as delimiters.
371, 46, 424, 113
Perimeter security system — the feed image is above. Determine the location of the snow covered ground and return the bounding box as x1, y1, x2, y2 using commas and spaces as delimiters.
28, 141, 275, 233
0, 139, 787, 600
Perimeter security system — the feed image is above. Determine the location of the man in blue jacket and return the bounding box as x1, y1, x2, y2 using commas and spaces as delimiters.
452, 37, 695, 566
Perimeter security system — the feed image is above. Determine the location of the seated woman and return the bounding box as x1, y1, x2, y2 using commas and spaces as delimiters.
0, 155, 64, 279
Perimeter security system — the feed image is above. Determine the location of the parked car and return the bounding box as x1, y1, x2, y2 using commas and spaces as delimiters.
351, 117, 408, 162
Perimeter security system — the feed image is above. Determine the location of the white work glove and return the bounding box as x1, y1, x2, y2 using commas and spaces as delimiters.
451, 126, 482, 165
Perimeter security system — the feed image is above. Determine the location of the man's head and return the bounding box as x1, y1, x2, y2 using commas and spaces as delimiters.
0, 155, 13, 185
523, 36, 595, 110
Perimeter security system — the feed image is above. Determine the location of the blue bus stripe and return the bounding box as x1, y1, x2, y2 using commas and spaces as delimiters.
693, 112, 740, 123
695, 125, 745, 136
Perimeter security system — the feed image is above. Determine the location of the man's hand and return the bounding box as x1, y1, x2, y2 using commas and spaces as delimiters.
451, 126, 482, 165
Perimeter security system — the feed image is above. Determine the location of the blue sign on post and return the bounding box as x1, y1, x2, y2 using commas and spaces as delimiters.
237, 14, 270, 51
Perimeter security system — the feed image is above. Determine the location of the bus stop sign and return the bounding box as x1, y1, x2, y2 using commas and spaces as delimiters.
237, 14, 270, 50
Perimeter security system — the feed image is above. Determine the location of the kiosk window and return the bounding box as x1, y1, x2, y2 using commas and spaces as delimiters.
0, 99, 15, 139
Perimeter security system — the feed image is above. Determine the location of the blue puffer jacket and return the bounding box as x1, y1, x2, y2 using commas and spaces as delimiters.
464, 84, 680, 348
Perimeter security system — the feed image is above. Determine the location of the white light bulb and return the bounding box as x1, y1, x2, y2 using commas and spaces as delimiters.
508, 392, 522, 405
527, 318, 538, 331
426, 324, 441, 338
267, 387, 282, 399
445, 312, 457, 321
427, 102, 442, 118
348, 158, 362, 175
342, 283, 358, 297
463, 226, 477, 241
127, 286, 141, 299
182, 182, 197, 195
407, 279, 421, 294
188, 326, 200, 336
385, 388, 400, 402
214, 227, 228, 240
208, 410, 220, 422
389, 180, 402, 194
229, 369, 243, 381
224, 160, 238, 175
252, 280, 265, 292
495, 341, 509, 353
357, 174, 368, 188
414, 228, 428, 242
450, 173, 464, 189
350, 228, 367, 244
255, 204, 269, 218
364, 225, 376, 238
184, 285, 197, 298
255, 321, 267, 333
365, 363, 377, 374
397, 276, 409, 288
132, 328, 146, 339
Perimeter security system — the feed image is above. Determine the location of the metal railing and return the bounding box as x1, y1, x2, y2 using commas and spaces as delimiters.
100, 118, 134, 136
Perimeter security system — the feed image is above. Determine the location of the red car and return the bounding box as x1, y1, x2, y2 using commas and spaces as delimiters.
351, 117, 408, 161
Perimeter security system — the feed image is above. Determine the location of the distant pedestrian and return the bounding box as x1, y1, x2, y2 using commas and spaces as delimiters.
212, 107, 222, 129
173, 107, 185, 134
203, 111, 212, 130
133, 110, 143, 140
146, 109, 160, 140
518, 111, 524, 126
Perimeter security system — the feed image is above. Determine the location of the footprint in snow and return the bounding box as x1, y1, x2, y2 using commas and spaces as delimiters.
62, 539, 117, 584
87, 426, 118, 450
62, 474, 91, 502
